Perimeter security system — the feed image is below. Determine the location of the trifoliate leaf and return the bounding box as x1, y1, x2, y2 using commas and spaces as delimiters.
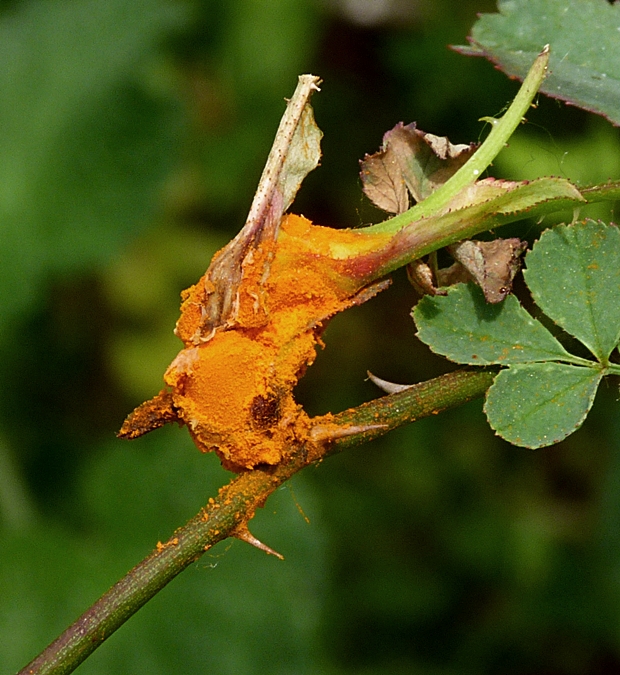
412, 219, 620, 449
524, 221, 620, 362
413, 283, 574, 365
484, 362, 602, 448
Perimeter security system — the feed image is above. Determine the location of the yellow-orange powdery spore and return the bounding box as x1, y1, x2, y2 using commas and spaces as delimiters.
140, 214, 390, 471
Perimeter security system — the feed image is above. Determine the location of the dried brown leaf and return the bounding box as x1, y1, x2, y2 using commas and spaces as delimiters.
406, 258, 447, 297
448, 238, 527, 303
360, 122, 477, 213
359, 148, 409, 214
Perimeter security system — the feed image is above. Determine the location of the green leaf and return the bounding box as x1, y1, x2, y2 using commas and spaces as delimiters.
484, 362, 602, 448
412, 219, 620, 448
524, 221, 620, 362
456, 0, 620, 125
413, 283, 576, 366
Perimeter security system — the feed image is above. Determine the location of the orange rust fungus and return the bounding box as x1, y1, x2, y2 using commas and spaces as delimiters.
119, 214, 391, 472
155, 537, 180, 552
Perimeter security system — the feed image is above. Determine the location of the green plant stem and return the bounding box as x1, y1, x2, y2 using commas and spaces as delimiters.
581, 182, 620, 203
17, 368, 495, 675
368, 177, 620, 279
367, 45, 550, 236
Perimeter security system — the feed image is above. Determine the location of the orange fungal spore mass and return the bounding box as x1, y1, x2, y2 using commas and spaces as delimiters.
119, 214, 389, 472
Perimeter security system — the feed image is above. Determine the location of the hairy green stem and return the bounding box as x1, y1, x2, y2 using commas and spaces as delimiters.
367, 45, 550, 236
18, 368, 494, 675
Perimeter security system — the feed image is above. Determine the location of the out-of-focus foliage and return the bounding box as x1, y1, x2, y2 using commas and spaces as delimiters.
2, 0, 620, 674
0, 0, 186, 339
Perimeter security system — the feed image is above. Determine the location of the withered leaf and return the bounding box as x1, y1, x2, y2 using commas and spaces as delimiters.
448, 238, 527, 303
360, 122, 477, 213
406, 258, 447, 297
359, 150, 409, 215
435, 261, 471, 288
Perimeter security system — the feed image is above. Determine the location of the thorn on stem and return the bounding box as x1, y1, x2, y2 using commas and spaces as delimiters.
309, 422, 389, 443
367, 371, 414, 394
233, 525, 284, 560
117, 389, 179, 439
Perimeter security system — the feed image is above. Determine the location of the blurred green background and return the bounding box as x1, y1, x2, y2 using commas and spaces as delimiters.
2, 1, 620, 673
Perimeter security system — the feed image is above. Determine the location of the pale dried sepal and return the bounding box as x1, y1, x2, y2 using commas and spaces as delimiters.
186, 75, 323, 343
279, 98, 323, 212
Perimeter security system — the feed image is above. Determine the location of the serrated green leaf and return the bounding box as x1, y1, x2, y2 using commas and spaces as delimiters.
413, 283, 577, 366
484, 362, 602, 448
524, 221, 620, 362
457, 0, 620, 126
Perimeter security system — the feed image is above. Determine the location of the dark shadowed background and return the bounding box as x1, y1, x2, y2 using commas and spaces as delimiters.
2, 1, 620, 673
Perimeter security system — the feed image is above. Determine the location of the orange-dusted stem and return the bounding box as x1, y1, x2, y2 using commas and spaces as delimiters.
119, 211, 390, 471
26, 369, 495, 675
119, 170, 582, 473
